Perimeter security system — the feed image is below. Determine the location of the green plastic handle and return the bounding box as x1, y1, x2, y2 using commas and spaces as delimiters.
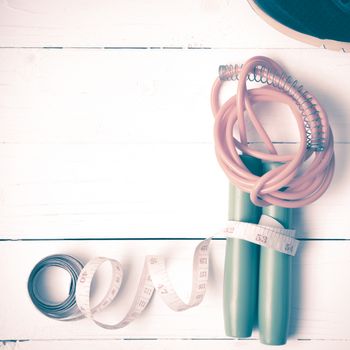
224, 155, 262, 338
258, 162, 292, 345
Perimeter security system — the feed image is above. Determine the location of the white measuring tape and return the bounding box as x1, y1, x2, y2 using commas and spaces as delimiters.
28, 215, 298, 328
225, 215, 299, 256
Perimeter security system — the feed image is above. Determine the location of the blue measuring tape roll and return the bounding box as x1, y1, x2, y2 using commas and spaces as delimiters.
27, 254, 84, 320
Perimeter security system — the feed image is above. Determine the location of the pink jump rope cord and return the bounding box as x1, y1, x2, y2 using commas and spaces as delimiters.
211, 56, 335, 208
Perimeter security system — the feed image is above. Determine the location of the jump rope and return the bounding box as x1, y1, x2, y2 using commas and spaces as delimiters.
28, 56, 335, 345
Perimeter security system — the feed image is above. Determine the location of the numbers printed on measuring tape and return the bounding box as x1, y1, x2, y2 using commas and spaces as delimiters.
255, 233, 268, 244
199, 257, 208, 264
71, 218, 298, 328
158, 284, 168, 294
199, 271, 207, 278
144, 286, 153, 295
284, 242, 294, 254
198, 283, 206, 290
28, 216, 299, 330
225, 216, 299, 256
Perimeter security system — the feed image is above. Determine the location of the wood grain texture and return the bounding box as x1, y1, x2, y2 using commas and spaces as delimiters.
0, 1, 349, 347
0, 0, 311, 48
2, 340, 350, 350
0, 48, 348, 144
0, 143, 346, 239
1, 240, 349, 340
0, 48, 347, 239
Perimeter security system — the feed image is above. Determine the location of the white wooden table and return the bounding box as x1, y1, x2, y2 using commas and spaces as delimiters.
0, 1, 349, 349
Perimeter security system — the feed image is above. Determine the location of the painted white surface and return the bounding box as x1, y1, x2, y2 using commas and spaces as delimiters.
2, 340, 350, 350
0, 0, 349, 349
0, 142, 347, 239
0, 48, 348, 144
0, 0, 311, 48
0, 49, 348, 239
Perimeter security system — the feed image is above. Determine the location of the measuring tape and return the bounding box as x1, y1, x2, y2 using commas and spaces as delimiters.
27, 216, 298, 328
226, 215, 299, 256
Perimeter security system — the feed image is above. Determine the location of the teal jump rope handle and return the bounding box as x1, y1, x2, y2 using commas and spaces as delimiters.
258, 162, 292, 345
224, 155, 262, 338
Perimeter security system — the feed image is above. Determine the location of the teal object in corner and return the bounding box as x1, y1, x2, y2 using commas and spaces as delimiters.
258, 162, 292, 345
224, 155, 262, 338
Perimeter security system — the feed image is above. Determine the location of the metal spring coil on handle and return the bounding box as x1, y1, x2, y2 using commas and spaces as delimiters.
219, 63, 324, 152
211, 56, 335, 208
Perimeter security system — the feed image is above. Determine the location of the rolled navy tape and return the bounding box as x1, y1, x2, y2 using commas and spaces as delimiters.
27, 254, 84, 320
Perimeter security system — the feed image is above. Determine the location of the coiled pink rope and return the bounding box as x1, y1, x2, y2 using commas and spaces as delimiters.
211, 56, 335, 208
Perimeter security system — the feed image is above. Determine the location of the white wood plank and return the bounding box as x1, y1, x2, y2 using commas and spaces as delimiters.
0, 143, 227, 239
0, 48, 348, 144
0, 0, 311, 48
0, 240, 349, 340
1, 2, 348, 350
0, 49, 347, 239
0, 143, 346, 239
3, 339, 350, 350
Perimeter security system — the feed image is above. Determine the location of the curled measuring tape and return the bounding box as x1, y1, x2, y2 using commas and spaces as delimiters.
27, 217, 298, 328
27, 239, 211, 327
27, 254, 84, 320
